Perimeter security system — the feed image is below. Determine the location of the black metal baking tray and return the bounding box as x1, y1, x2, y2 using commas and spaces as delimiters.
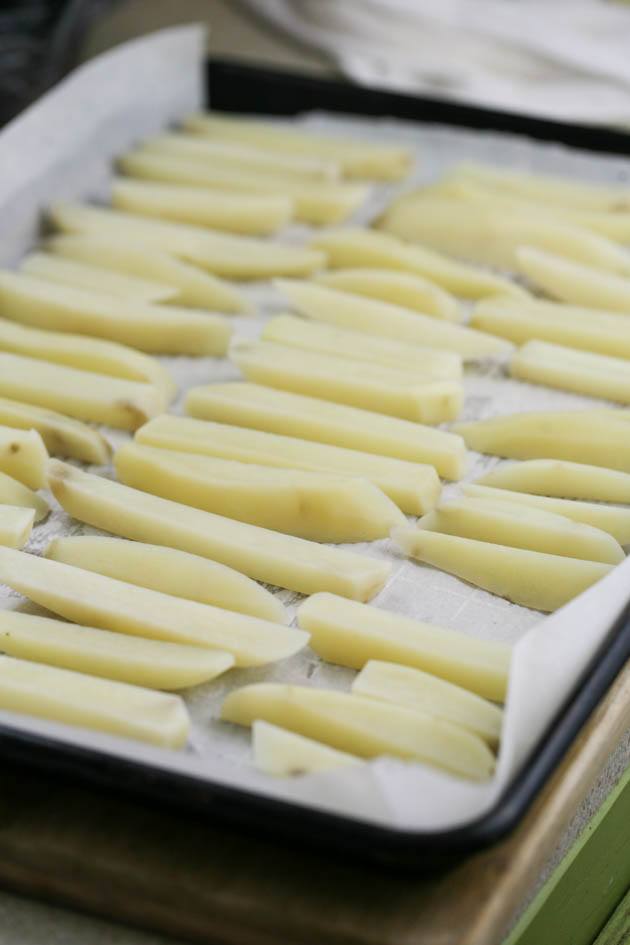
1, 59, 629, 869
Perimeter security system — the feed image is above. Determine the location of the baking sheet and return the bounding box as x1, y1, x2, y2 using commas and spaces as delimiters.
0, 23, 629, 833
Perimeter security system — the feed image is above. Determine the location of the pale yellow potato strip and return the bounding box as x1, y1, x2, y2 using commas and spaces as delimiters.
516, 246, 630, 313
47, 461, 390, 600
511, 340, 630, 404
314, 268, 461, 320
0, 427, 47, 489
138, 414, 442, 514
0, 609, 234, 690
252, 721, 360, 776
297, 593, 510, 701
0, 471, 48, 522
0, 397, 110, 465
478, 459, 630, 503
222, 683, 494, 781
115, 442, 405, 543
20, 252, 176, 303
0, 507, 34, 548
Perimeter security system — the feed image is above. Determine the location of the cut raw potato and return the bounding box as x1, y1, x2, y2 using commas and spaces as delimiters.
111, 178, 294, 235
47, 461, 391, 600
314, 268, 460, 320
0, 507, 35, 548
276, 280, 512, 360
222, 683, 494, 781
182, 113, 413, 181
252, 721, 360, 776
119, 151, 367, 226
0, 397, 110, 465
352, 661, 503, 746
231, 339, 463, 424
115, 442, 405, 542
20, 252, 176, 303
0, 427, 47, 489
516, 246, 630, 313
46, 234, 245, 313
262, 315, 463, 379
48, 203, 325, 279
0, 655, 190, 748
0, 609, 234, 689
392, 525, 612, 611
471, 296, 630, 360
47, 535, 286, 624
462, 483, 630, 545
0, 352, 163, 431
139, 414, 442, 513
0, 472, 48, 523
186, 383, 466, 480
0, 547, 308, 668
143, 133, 341, 180
297, 594, 510, 701
0, 315, 176, 402
0, 270, 231, 356
511, 340, 630, 404
478, 459, 630, 503
419, 497, 624, 563
311, 228, 528, 300
452, 410, 630, 472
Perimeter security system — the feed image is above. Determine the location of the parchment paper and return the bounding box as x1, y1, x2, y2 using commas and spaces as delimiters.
0, 24, 628, 833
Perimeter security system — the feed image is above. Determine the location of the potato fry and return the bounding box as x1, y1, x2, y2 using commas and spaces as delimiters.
231, 339, 463, 424
115, 442, 405, 542
222, 683, 494, 781
0, 655, 189, 748
0, 427, 47, 489
46, 535, 287, 624
185, 383, 466, 480
138, 414, 442, 514
252, 721, 360, 776
314, 268, 460, 320
48, 203, 325, 278
112, 178, 294, 235
0, 507, 34, 548
392, 525, 611, 612
47, 461, 391, 600
0, 397, 110, 465
0, 471, 48, 522
352, 661, 503, 746
0, 609, 234, 689
297, 593, 510, 701
517, 246, 630, 312
0, 547, 308, 668
20, 252, 176, 303
477, 459, 630, 503
276, 280, 512, 360
511, 340, 630, 404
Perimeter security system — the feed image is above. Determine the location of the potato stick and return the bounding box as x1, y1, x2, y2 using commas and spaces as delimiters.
311, 228, 528, 300
115, 442, 405, 543
462, 483, 630, 544
20, 252, 176, 303
0, 397, 110, 465
0, 270, 231, 356
352, 661, 503, 746
112, 178, 294, 235
276, 280, 511, 360
419, 497, 624, 563
0, 609, 234, 690
511, 340, 630, 404
182, 113, 413, 181
314, 268, 460, 321
222, 683, 494, 780
262, 315, 463, 379
46, 234, 245, 313
478, 459, 630, 502
48, 203, 325, 278
47, 461, 390, 600
297, 593, 510, 701
0, 655, 189, 748
0, 507, 34, 548
452, 410, 630, 472
392, 525, 611, 612
46, 536, 287, 625
517, 246, 630, 313
0, 427, 47, 489
231, 339, 463, 424
120, 150, 368, 226
0, 352, 163, 431
185, 383, 466, 480
252, 721, 360, 776
0, 546, 308, 669
0, 471, 48, 522
139, 414, 442, 513
0, 315, 176, 402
